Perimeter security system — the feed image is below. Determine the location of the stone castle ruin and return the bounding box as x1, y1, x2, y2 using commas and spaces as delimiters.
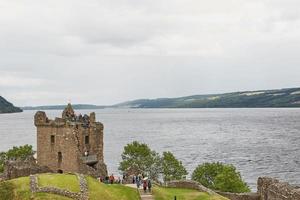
34, 104, 107, 177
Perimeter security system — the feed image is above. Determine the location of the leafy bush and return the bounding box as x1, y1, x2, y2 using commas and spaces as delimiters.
0, 181, 15, 200
0, 145, 34, 173
162, 151, 187, 182
192, 162, 250, 193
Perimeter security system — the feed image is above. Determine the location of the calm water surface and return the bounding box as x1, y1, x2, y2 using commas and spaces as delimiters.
0, 108, 299, 190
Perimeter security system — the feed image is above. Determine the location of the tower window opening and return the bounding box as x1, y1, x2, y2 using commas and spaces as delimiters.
51, 135, 55, 144
85, 135, 89, 144
58, 152, 62, 164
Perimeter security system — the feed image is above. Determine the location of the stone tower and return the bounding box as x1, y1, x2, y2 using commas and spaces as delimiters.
34, 104, 107, 177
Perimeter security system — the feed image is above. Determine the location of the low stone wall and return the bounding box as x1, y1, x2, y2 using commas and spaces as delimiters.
216, 191, 259, 200
167, 180, 219, 195
257, 177, 300, 200
30, 173, 88, 200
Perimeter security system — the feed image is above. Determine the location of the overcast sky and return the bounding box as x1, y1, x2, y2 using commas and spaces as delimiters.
1, 0, 300, 106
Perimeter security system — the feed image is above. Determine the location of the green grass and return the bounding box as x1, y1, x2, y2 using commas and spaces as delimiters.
87, 176, 140, 200
153, 187, 228, 200
3, 173, 140, 200
4, 174, 228, 200
38, 173, 80, 192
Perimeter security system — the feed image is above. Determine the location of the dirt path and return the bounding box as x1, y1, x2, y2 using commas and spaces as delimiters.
125, 184, 154, 200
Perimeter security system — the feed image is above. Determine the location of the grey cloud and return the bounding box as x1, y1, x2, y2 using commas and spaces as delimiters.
0, 0, 300, 106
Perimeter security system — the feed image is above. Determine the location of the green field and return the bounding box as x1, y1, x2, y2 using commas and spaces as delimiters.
3, 173, 140, 200
153, 187, 228, 200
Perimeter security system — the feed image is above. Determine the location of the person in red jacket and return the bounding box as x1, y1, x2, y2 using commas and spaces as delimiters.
143, 179, 148, 193
109, 174, 115, 184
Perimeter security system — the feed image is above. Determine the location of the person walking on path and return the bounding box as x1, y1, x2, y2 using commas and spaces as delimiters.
109, 174, 115, 184
136, 177, 141, 188
148, 179, 152, 193
143, 179, 148, 193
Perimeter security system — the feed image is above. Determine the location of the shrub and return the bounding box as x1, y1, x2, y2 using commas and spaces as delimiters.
192, 162, 250, 193
0, 181, 15, 200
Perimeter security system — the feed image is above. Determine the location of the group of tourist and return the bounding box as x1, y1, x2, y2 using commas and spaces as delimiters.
99, 174, 122, 184
132, 175, 152, 193
98, 173, 152, 193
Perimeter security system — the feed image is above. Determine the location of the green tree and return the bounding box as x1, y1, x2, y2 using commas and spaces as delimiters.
119, 141, 162, 180
192, 162, 250, 193
162, 151, 188, 182
0, 145, 34, 173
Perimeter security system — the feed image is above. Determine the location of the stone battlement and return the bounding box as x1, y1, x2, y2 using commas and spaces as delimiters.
34, 104, 103, 129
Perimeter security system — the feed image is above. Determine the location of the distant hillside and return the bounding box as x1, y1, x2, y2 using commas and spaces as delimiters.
114, 88, 300, 108
0, 96, 22, 113
22, 87, 300, 109
22, 104, 105, 110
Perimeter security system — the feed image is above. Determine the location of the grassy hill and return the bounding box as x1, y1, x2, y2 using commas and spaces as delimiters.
0, 96, 22, 113
115, 87, 300, 108
1, 173, 139, 200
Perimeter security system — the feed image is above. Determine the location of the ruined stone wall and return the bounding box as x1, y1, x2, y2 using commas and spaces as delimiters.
2, 157, 52, 180
257, 177, 300, 200
90, 122, 104, 162
37, 125, 80, 173
76, 123, 103, 160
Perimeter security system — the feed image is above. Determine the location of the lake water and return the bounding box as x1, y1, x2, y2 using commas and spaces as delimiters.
0, 108, 299, 190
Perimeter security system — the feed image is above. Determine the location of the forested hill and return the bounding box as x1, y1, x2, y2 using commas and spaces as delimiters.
22, 104, 105, 110
0, 96, 22, 113
114, 88, 300, 108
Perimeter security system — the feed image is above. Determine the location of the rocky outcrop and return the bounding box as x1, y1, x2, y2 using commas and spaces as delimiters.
2, 156, 52, 180
258, 177, 300, 200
